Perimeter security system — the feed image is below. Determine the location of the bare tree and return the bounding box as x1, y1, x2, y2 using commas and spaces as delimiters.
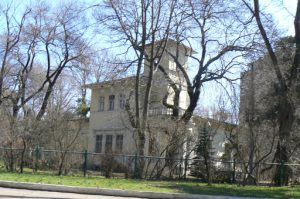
0, 1, 93, 172
154, 0, 251, 126
240, 0, 300, 185
0, 3, 31, 105
94, 0, 255, 180
147, 0, 252, 175
34, 2, 91, 120
45, 81, 87, 175
97, 0, 177, 177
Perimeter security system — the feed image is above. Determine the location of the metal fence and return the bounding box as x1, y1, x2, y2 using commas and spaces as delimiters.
0, 147, 188, 179
0, 147, 299, 185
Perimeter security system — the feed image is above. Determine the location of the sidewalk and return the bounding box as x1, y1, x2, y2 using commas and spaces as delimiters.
0, 180, 270, 199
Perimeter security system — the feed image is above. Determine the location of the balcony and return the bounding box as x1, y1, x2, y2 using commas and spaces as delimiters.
148, 107, 185, 116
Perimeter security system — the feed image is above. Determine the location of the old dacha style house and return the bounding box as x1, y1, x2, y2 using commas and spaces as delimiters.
84, 40, 234, 169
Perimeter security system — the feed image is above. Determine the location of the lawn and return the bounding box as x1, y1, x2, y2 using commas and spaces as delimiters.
0, 170, 299, 198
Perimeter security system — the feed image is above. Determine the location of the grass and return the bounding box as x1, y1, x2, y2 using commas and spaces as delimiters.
0, 170, 299, 198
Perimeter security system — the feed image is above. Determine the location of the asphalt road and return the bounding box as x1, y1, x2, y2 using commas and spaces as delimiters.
0, 187, 144, 199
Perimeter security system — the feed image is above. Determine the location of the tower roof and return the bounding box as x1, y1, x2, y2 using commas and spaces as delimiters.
144, 39, 197, 55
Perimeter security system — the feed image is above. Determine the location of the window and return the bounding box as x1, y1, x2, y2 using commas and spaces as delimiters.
99, 96, 105, 111
105, 135, 113, 153
116, 134, 123, 153
119, 94, 126, 109
95, 135, 103, 153
108, 95, 115, 110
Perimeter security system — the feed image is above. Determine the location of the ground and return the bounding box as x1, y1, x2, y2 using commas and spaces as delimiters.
0, 187, 143, 199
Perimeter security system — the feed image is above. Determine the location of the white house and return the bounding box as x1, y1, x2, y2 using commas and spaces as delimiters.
85, 40, 233, 169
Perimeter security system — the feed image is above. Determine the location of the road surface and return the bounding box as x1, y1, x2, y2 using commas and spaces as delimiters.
0, 187, 144, 199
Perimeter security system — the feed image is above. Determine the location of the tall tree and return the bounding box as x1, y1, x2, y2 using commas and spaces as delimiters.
241, 0, 300, 185
157, 0, 251, 125
0, 1, 92, 172
98, 0, 177, 172
96, 0, 254, 179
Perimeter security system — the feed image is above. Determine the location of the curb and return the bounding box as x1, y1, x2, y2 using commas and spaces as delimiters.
0, 181, 267, 199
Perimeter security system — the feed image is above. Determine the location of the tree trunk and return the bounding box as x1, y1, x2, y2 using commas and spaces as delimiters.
136, 129, 146, 178
181, 89, 200, 124
36, 85, 53, 120
251, 0, 298, 186
272, 96, 294, 185
8, 146, 15, 172
204, 154, 212, 185
244, 64, 257, 185
19, 140, 27, 174
58, 151, 67, 176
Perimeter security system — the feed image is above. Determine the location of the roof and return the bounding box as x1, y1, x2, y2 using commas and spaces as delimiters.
192, 115, 237, 132
85, 39, 196, 89
145, 39, 197, 55
84, 76, 136, 89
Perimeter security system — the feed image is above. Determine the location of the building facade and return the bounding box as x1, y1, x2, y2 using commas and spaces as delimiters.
86, 40, 232, 166
86, 40, 192, 156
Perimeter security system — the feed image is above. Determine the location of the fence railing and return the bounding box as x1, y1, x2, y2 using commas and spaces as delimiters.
0, 147, 299, 185
0, 147, 194, 179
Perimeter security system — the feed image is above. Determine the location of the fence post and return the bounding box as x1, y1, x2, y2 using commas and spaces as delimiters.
83, 150, 88, 177
34, 146, 39, 172
183, 156, 188, 179
179, 160, 182, 179
133, 154, 138, 179
279, 161, 285, 186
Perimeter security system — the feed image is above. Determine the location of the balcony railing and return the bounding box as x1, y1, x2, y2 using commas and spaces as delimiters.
149, 107, 185, 116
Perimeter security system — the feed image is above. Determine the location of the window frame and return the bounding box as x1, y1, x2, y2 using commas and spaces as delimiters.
99, 96, 105, 111
115, 134, 123, 153
108, 95, 115, 111
119, 94, 126, 109
105, 134, 113, 153
95, 134, 103, 153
